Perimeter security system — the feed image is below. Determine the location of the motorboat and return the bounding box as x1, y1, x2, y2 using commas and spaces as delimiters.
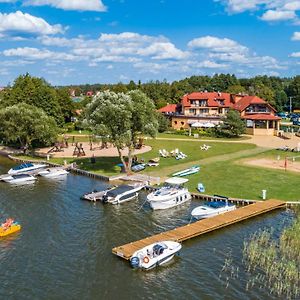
0, 218, 21, 237
191, 201, 236, 220
102, 184, 144, 204
81, 186, 113, 202
147, 177, 191, 210
2, 173, 37, 184
172, 165, 200, 177
130, 241, 182, 270
38, 168, 69, 178
8, 162, 47, 175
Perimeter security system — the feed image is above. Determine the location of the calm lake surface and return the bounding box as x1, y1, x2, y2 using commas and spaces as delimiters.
0, 156, 295, 300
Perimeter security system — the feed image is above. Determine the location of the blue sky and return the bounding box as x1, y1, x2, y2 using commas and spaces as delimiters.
0, 0, 299, 85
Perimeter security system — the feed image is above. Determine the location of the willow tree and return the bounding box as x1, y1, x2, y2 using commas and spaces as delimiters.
0, 103, 58, 151
84, 90, 158, 174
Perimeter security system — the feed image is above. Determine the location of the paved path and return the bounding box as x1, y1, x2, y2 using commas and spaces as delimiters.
156, 134, 300, 149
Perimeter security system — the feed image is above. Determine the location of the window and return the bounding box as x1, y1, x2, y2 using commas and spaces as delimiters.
189, 109, 196, 115
174, 121, 178, 125
199, 100, 208, 107
181, 121, 185, 126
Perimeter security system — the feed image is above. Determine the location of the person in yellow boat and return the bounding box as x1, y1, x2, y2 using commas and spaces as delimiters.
1, 218, 14, 230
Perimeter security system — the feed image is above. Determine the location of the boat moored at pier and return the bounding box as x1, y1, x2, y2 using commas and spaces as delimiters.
147, 177, 191, 210
38, 168, 69, 178
191, 201, 236, 220
2, 173, 37, 184
8, 162, 47, 175
102, 184, 144, 204
130, 241, 182, 270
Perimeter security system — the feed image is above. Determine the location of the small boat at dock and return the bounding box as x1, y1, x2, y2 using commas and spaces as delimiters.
147, 177, 191, 210
130, 241, 182, 270
8, 162, 47, 175
172, 165, 200, 177
102, 184, 144, 204
81, 187, 113, 202
0, 218, 21, 237
1, 173, 37, 184
191, 201, 236, 220
38, 168, 69, 178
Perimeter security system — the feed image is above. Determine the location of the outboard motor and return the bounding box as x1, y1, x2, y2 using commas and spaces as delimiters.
130, 256, 140, 269
102, 195, 108, 204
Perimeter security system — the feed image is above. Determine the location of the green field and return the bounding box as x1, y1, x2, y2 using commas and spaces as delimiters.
15, 138, 300, 201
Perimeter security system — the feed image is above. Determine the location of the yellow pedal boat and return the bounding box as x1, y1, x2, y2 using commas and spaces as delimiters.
0, 219, 21, 237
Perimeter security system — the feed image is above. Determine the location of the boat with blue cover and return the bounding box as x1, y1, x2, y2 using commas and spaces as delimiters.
191, 201, 236, 220
8, 162, 47, 175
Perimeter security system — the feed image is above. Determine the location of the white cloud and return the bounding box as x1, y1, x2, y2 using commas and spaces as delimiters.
188, 35, 247, 54
0, 11, 63, 35
3, 47, 77, 61
218, 1, 300, 23
290, 52, 300, 58
283, 1, 300, 11
24, 0, 107, 12
261, 9, 296, 21
292, 32, 300, 41
197, 60, 228, 68
137, 42, 189, 60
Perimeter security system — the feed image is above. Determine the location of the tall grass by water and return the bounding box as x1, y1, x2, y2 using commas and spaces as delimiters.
243, 210, 300, 298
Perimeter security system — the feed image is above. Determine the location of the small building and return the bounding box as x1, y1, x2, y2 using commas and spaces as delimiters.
160, 92, 280, 136
234, 96, 281, 136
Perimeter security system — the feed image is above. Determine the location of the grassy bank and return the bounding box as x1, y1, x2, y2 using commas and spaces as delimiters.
13, 138, 300, 201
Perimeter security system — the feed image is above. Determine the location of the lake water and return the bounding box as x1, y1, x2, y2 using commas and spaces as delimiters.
0, 156, 295, 299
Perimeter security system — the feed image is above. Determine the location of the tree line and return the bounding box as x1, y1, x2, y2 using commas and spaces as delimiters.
70, 74, 300, 111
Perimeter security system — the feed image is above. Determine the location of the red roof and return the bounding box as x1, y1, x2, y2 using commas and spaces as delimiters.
242, 114, 281, 121
182, 92, 232, 108
158, 104, 177, 113
233, 95, 275, 112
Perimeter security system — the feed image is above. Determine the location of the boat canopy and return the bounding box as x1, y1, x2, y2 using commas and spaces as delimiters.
12, 163, 34, 171
106, 185, 134, 197
165, 177, 189, 185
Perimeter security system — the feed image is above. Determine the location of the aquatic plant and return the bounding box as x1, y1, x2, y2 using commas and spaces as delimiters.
243, 212, 300, 298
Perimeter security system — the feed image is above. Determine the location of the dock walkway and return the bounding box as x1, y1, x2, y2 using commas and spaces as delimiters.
112, 199, 285, 260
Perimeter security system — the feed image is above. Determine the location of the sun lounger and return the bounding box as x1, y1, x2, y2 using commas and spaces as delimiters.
159, 149, 167, 158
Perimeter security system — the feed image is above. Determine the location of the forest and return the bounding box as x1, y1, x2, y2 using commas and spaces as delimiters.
68, 74, 300, 112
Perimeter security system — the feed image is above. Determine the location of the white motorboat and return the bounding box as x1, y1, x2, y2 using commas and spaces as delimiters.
102, 184, 144, 204
130, 241, 182, 270
81, 186, 113, 201
147, 177, 191, 210
8, 162, 47, 175
2, 173, 37, 184
191, 201, 236, 220
38, 168, 69, 178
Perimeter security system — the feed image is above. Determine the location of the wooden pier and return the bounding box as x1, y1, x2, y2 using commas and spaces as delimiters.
112, 199, 285, 260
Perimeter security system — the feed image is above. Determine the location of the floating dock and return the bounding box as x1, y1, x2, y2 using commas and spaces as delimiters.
112, 199, 285, 260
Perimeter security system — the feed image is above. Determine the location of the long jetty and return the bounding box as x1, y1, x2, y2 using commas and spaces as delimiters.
112, 199, 285, 260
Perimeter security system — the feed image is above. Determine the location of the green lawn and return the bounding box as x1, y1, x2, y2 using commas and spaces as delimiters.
185, 160, 300, 201
139, 139, 256, 176
14, 138, 300, 201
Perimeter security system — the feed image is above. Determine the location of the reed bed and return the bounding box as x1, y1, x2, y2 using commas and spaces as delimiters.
243, 211, 300, 298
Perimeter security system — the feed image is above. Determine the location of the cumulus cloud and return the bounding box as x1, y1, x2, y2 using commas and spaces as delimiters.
137, 42, 189, 60
188, 35, 247, 53
24, 0, 107, 12
0, 11, 63, 35
217, 0, 300, 23
290, 52, 300, 58
292, 32, 300, 41
261, 9, 296, 21
3, 47, 77, 61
